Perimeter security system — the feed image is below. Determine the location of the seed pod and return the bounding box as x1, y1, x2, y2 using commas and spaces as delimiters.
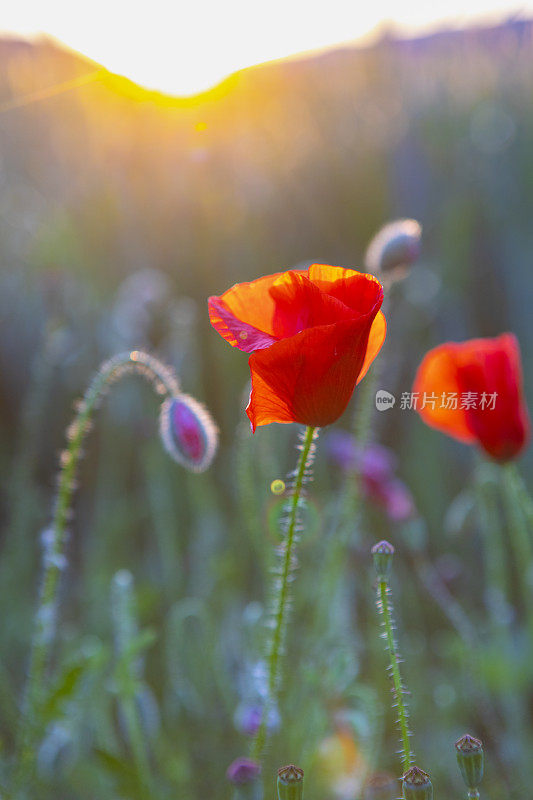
455, 734, 483, 791
365, 219, 422, 276
159, 394, 218, 472
402, 766, 433, 800
227, 758, 262, 800
277, 764, 304, 800
371, 540, 395, 580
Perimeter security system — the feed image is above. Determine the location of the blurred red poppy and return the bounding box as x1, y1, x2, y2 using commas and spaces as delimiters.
413, 333, 530, 461
208, 265, 386, 430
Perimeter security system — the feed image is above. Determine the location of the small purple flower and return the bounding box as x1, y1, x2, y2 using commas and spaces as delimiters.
357, 444, 397, 483
226, 757, 261, 785
159, 394, 218, 472
234, 702, 281, 737
380, 479, 415, 522
325, 430, 360, 471
327, 432, 416, 522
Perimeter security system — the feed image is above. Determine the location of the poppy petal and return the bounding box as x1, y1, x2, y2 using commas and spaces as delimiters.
268, 271, 355, 338
208, 270, 305, 344
357, 310, 387, 384
207, 295, 278, 353
413, 343, 475, 443
306, 264, 384, 314
246, 314, 380, 431
457, 334, 530, 461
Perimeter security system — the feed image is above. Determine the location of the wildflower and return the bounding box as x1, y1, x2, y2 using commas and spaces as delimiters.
413, 334, 530, 461
208, 265, 385, 430
234, 701, 280, 737
226, 757, 261, 784
326, 435, 415, 521
159, 394, 218, 471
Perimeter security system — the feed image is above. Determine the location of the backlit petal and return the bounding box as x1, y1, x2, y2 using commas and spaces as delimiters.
413, 343, 475, 443
207, 295, 278, 353
246, 314, 380, 431
357, 311, 387, 384
307, 264, 384, 314
208, 270, 305, 344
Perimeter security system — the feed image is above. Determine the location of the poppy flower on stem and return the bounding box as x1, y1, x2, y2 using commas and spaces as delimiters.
208, 265, 386, 766
413, 333, 530, 462
208, 264, 386, 431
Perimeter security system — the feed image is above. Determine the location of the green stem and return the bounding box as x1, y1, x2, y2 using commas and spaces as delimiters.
475, 462, 508, 623
377, 579, 412, 774
501, 463, 533, 623
13, 350, 179, 793
250, 425, 318, 762
509, 466, 533, 530
111, 570, 156, 797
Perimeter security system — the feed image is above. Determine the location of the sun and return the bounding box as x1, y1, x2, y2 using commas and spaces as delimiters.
1, 0, 531, 96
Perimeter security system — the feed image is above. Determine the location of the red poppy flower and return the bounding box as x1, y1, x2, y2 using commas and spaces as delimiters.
413, 333, 530, 461
208, 265, 386, 431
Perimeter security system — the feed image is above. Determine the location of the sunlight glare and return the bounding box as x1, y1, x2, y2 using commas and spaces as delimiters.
2, 0, 532, 96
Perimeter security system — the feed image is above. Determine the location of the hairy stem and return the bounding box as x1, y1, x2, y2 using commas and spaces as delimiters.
14, 350, 179, 793
377, 579, 412, 774
250, 425, 318, 762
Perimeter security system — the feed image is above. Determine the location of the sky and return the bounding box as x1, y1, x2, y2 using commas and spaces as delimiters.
2, 0, 533, 96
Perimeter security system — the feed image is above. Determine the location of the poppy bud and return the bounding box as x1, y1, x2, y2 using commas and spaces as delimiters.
277, 764, 304, 800
402, 766, 433, 800
159, 394, 218, 472
371, 540, 395, 580
455, 734, 484, 792
365, 219, 422, 276
227, 758, 262, 800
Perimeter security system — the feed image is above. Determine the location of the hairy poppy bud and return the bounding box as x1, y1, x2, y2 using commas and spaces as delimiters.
227, 758, 262, 800
277, 764, 304, 800
371, 540, 395, 580
455, 734, 483, 792
159, 394, 218, 472
402, 766, 433, 800
365, 219, 422, 276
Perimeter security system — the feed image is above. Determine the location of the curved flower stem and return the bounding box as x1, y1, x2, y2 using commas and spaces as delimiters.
14, 350, 179, 793
250, 425, 318, 762
377, 578, 412, 774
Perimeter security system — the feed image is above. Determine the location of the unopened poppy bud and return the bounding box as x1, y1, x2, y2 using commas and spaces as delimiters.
365, 219, 422, 276
371, 540, 395, 580
277, 764, 304, 800
455, 734, 484, 791
227, 758, 262, 800
402, 766, 433, 800
159, 394, 218, 472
